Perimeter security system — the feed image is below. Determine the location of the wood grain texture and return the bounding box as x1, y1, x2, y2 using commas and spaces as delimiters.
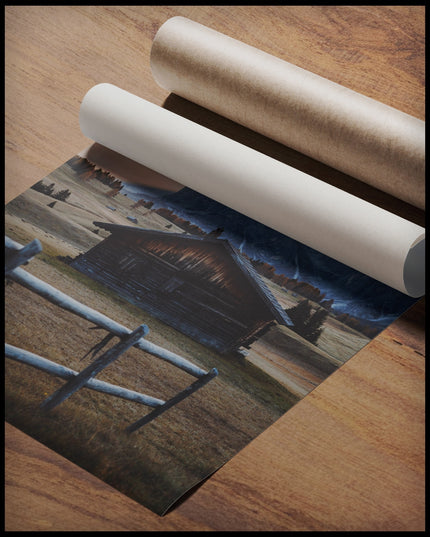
5, 5, 425, 531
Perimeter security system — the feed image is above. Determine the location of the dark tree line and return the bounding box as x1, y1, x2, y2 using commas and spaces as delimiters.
31, 180, 71, 202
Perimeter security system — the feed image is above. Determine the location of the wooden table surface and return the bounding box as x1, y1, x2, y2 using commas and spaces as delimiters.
5, 6, 425, 531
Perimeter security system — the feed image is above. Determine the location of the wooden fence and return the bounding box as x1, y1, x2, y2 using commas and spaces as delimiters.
5, 236, 218, 432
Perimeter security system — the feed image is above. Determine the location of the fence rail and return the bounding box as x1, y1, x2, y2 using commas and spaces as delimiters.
5, 236, 218, 431
5, 237, 207, 379
5, 343, 165, 407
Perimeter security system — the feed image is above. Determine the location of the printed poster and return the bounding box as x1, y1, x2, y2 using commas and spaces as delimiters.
4, 145, 417, 515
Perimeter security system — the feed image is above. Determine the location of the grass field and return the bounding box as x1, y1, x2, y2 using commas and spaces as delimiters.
4, 158, 371, 514
5, 235, 299, 514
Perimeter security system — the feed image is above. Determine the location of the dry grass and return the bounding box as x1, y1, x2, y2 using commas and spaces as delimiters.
5, 248, 298, 514
4, 160, 369, 514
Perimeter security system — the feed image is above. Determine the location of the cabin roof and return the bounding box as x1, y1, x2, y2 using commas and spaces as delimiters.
93, 222, 292, 326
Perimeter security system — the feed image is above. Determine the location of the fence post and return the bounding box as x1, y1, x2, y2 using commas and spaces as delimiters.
40, 324, 149, 412
5, 236, 219, 428
5, 238, 42, 274
5, 343, 165, 408
126, 367, 218, 433
7, 262, 207, 378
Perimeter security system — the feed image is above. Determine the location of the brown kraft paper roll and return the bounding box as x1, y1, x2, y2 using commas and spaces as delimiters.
150, 16, 425, 209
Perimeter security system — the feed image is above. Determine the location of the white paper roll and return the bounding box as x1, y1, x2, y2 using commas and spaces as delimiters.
79, 83, 425, 297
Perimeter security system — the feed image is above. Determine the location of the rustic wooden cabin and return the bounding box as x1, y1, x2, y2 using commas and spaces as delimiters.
71, 222, 292, 354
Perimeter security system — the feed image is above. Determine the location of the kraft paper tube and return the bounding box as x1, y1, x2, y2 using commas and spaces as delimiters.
79, 83, 425, 297
150, 16, 425, 210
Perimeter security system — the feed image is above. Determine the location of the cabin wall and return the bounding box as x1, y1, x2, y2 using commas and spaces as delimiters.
71, 235, 275, 353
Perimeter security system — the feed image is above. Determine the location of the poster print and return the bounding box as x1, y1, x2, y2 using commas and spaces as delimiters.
4, 147, 417, 514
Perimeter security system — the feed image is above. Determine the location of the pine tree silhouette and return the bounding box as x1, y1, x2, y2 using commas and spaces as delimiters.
53, 188, 71, 201
285, 299, 328, 344
304, 307, 329, 344
31, 180, 55, 196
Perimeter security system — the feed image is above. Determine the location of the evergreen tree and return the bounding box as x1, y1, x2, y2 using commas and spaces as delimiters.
285, 300, 328, 344
31, 180, 55, 196
304, 307, 329, 344
52, 188, 71, 201
286, 299, 312, 330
